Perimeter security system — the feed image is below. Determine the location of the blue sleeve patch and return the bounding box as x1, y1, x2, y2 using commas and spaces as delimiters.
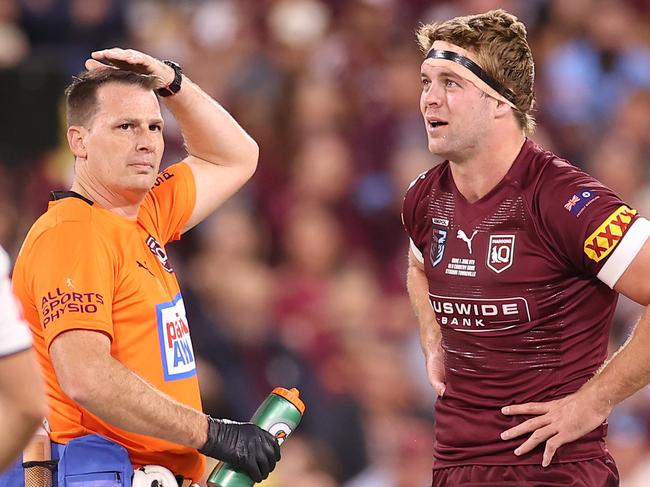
156, 293, 196, 381
564, 189, 599, 216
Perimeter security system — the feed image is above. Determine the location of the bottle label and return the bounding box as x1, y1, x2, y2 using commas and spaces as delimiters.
268, 422, 293, 445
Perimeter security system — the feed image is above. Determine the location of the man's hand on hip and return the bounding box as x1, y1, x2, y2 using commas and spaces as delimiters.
500, 387, 611, 467
199, 416, 281, 482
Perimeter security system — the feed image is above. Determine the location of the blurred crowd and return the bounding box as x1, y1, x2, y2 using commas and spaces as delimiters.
1, 0, 650, 485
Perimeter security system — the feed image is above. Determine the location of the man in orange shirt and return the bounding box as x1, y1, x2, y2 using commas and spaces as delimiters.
5, 49, 280, 486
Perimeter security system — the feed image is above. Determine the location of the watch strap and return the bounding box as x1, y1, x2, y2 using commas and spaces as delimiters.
157, 60, 182, 97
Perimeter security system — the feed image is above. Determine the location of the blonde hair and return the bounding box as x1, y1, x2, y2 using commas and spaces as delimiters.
417, 9, 536, 134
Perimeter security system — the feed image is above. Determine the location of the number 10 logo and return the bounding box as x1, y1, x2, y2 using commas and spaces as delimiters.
487, 235, 516, 274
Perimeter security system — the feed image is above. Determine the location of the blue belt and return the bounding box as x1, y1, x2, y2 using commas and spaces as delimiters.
0, 439, 189, 487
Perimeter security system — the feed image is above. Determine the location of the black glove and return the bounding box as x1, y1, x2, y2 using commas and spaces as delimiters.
199, 416, 281, 482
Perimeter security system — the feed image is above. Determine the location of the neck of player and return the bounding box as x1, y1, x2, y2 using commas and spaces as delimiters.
70, 177, 145, 221
449, 131, 526, 204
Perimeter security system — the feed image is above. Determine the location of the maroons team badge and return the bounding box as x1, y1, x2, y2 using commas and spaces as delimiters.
487, 235, 516, 274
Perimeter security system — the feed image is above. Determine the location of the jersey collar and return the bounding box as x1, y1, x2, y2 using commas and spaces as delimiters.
49, 191, 94, 206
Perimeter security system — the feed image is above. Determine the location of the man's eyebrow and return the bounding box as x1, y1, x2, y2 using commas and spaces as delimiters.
116, 117, 165, 125
437, 69, 465, 81
420, 68, 465, 82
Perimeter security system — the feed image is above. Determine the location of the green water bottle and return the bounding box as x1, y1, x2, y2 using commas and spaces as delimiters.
207, 387, 306, 487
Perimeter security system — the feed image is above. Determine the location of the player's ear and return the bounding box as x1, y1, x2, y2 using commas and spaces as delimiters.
67, 126, 88, 159
493, 99, 513, 120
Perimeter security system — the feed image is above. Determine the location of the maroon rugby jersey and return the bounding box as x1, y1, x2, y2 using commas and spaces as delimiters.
402, 139, 650, 467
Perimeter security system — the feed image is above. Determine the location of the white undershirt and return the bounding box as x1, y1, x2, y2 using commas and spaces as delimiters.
0, 247, 32, 357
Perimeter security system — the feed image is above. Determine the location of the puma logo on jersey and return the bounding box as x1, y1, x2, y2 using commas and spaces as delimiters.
457, 229, 478, 254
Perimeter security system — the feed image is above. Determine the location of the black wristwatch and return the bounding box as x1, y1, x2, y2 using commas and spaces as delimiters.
157, 60, 183, 97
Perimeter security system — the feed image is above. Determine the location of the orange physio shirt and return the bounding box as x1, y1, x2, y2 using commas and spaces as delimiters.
12, 162, 205, 480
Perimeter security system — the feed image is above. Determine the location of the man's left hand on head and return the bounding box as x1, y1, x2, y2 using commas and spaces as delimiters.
85, 48, 174, 90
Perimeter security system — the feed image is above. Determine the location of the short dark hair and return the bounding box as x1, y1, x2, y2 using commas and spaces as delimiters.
65, 69, 159, 127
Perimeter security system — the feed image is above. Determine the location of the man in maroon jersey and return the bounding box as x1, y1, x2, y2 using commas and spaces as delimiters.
403, 9, 650, 486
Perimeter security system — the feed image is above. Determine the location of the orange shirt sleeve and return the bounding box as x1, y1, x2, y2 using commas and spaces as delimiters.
139, 162, 196, 244
27, 221, 115, 349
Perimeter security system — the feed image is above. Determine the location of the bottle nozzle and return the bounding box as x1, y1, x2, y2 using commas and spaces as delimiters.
272, 387, 306, 415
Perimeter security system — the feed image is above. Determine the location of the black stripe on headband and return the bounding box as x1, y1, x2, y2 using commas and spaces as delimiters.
425, 49, 517, 105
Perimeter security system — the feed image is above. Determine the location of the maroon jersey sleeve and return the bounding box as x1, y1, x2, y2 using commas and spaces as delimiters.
402, 170, 433, 263
534, 158, 649, 287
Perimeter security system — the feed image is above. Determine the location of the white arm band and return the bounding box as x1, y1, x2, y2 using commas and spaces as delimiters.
597, 217, 650, 289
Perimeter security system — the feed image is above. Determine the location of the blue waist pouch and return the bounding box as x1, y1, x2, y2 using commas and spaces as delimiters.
57, 434, 133, 487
